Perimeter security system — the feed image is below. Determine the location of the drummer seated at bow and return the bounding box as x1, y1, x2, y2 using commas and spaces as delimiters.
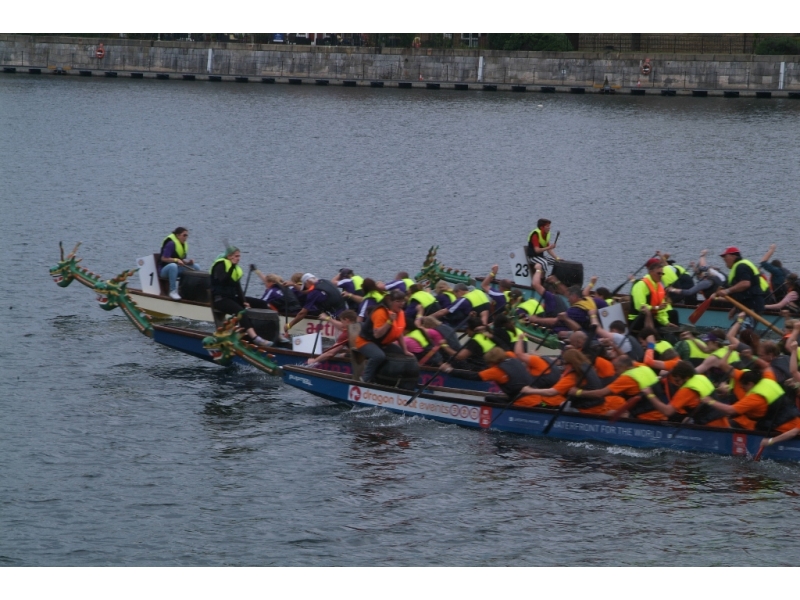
159, 227, 201, 300
283, 273, 347, 335
569, 355, 666, 421
526, 218, 561, 277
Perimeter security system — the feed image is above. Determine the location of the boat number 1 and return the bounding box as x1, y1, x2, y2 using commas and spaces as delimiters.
149, 272, 154, 285
515, 263, 529, 278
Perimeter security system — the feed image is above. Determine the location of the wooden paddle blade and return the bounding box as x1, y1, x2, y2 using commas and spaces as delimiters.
688, 295, 715, 324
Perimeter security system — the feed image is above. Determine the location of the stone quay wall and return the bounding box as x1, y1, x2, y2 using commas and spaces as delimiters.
1, 35, 798, 93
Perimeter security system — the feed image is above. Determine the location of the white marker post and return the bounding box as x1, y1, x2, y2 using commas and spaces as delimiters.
136, 255, 162, 295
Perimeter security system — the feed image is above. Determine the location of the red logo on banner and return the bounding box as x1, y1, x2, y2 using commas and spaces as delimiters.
349, 386, 361, 402
732, 433, 748, 456
480, 406, 492, 428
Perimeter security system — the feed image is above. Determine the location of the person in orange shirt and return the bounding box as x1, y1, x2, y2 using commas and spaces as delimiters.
524, 349, 627, 414
473, 348, 549, 407
565, 329, 617, 383
569, 355, 666, 421
636, 361, 730, 427
700, 368, 799, 433
354, 290, 414, 382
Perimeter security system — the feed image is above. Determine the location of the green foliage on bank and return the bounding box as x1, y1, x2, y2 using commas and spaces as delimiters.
754, 36, 800, 55
487, 34, 573, 52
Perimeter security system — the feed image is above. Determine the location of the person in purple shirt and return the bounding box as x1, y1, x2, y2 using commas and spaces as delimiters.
158, 227, 201, 300
283, 273, 347, 335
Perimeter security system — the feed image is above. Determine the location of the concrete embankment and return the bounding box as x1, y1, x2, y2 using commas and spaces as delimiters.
1, 34, 799, 97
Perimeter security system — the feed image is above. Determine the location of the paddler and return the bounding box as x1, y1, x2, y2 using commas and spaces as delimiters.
629, 257, 677, 334
481, 265, 515, 315
353, 289, 414, 383
248, 271, 301, 315
405, 283, 441, 320
431, 283, 491, 327
638, 361, 731, 427
716, 246, 768, 327
159, 227, 201, 300
451, 347, 544, 407
351, 278, 386, 322
384, 271, 416, 294
450, 316, 496, 369
700, 367, 800, 434
333, 268, 364, 310
434, 280, 457, 309
210, 245, 271, 348
283, 273, 347, 335
526, 218, 561, 275
569, 355, 666, 422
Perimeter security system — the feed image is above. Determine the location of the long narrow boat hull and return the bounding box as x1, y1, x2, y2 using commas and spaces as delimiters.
282, 365, 800, 463
151, 324, 502, 393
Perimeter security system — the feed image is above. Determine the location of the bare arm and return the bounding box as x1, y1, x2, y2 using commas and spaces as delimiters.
760, 243, 777, 264
531, 264, 545, 295
582, 275, 598, 298
482, 264, 499, 293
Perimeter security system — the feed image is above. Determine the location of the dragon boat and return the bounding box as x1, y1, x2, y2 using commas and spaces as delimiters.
50, 242, 345, 343
416, 246, 788, 334
50, 247, 520, 392
282, 364, 800, 464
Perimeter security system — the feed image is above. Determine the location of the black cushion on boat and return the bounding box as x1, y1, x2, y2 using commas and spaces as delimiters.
246, 309, 281, 343
178, 271, 211, 302
375, 354, 420, 390
551, 260, 584, 288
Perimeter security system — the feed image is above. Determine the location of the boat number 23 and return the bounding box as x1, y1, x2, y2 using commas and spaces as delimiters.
514, 263, 529, 278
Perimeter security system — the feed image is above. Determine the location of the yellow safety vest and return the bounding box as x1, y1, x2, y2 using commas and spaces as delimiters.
686, 339, 709, 360
472, 333, 496, 354
517, 298, 544, 316
749, 378, 785, 405
713, 347, 740, 364
352, 275, 364, 293
163, 233, 187, 259
624, 365, 659, 391
441, 291, 456, 304
529, 228, 550, 248
683, 374, 715, 398
365, 290, 386, 303
662, 264, 687, 287
655, 340, 673, 355
465, 289, 490, 308
409, 290, 436, 308
210, 257, 243, 282
407, 329, 430, 349
727, 259, 769, 293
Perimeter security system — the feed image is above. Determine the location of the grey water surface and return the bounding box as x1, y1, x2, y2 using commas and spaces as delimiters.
1, 75, 800, 566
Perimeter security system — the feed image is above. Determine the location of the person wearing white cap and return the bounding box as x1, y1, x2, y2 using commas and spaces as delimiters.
284, 273, 347, 334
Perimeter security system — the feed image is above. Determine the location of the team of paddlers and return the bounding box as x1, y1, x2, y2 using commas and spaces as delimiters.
158, 224, 800, 449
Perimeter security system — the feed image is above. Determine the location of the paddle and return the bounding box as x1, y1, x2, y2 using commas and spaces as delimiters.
723, 296, 783, 336
611, 253, 659, 296
403, 311, 485, 406
312, 312, 329, 356
243, 263, 256, 297
542, 362, 590, 434
688, 294, 715, 324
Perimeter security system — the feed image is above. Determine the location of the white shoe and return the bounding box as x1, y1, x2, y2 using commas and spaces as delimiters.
169, 291, 181, 301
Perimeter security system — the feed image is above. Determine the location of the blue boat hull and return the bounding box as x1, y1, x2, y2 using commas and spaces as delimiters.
151, 325, 500, 393
282, 365, 800, 463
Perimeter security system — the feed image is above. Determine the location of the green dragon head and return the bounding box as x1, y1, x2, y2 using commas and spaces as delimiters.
94, 269, 153, 337
202, 312, 282, 375
414, 245, 475, 287
50, 242, 103, 289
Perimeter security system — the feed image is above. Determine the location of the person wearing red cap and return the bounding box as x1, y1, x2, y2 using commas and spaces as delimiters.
628, 257, 676, 333
716, 247, 767, 320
